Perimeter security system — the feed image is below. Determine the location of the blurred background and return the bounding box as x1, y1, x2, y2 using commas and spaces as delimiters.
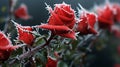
0, 0, 120, 67
0, 0, 120, 26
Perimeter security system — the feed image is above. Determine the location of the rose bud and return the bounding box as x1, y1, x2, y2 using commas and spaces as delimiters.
15, 22, 35, 46
0, 31, 19, 61
76, 10, 97, 35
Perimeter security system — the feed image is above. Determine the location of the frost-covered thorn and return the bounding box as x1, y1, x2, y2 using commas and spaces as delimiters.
75, 32, 80, 37
10, 20, 18, 25
86, 47, 92, 52
78, 3, 86, 11
17, 44, 26, 48
45, 2, 52, 13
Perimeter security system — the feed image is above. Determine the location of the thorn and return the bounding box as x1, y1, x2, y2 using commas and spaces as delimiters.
10, 20, 18, 26
45, 2, 52, 13
78, 3, 86, 11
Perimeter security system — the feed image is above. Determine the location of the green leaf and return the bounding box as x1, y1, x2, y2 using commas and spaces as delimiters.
58, 61, 68, 67
33, 36, 45, 46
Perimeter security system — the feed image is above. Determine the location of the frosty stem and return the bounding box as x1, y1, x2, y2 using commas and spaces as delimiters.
9, 32, 55, 65
4, 0, 14, 33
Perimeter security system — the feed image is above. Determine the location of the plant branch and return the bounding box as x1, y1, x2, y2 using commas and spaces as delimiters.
9, 32, 55, 65
4, 0, 14, 33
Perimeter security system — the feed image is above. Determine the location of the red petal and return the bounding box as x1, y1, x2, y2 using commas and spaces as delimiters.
48, 11, 64, 25
58, 31, 76, 40
46, 56, 57, 67
0, 32, 11, 47
98, 16, 113, 25
0, 31, 19, 61
38, 24, 71, 33
16, 24, 34, 45
77, 20, 88, 35
98, 16, 113, 29
58, 14, 74, 22
60, 5, 74, 17
39, 24, 76, 39
89, 26, 98, 34
97, 4, 114, 29
48, 3, 75, 29
87, 13, 96, 27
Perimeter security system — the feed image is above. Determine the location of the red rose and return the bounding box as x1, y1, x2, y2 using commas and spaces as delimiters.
14, 4, 31, 20
38, 3, 76, 39
16, 23, 35, 46
97, 4, 114, 29
46, 56, 57, 67
76, 11, 97, 35
0, 31, 18, 61
112, 4, 120, 23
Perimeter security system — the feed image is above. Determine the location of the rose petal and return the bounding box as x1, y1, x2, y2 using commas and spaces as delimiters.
87, 13, 96, 27
48, 13, 64, 25
58, 31, 76, 40
89, 26, 98, 34
46, 56, 57, 67
16, 24, 34, 45
97, 4, 114, 29
38, 24, 71, 33
77, 11, 97, 35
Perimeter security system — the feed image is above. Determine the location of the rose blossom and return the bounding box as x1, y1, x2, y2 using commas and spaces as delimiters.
97, 3, 114, 30
38, 3, 76, 39
76, 10, 97, 35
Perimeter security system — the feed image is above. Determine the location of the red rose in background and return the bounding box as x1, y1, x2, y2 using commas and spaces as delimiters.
14, 4, 31, 20
46, 56, 57, 67
0, 31, 19, 61
15, 23, 35, 46
97, 4, 114, 30
112, 4, 120, 23
76, 11, 97, 35
38, 3, 76, 39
